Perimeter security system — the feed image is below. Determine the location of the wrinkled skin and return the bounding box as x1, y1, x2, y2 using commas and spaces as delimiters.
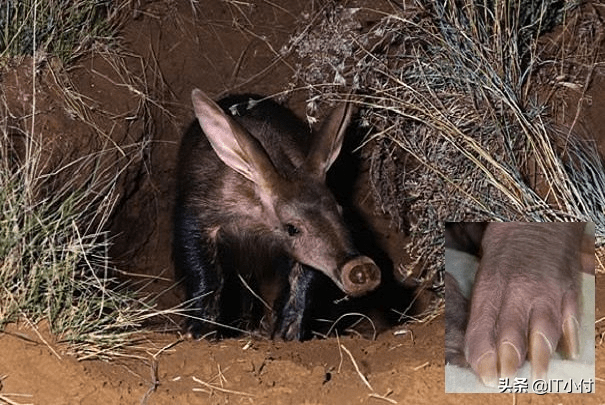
445, 271, 468, 367
445, 222, 588, 386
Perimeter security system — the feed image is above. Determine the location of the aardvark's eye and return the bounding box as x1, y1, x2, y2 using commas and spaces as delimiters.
285, 223, 301, 237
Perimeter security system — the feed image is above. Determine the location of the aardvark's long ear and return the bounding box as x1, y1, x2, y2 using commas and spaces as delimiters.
303, 101, 353, 180
191, 89, 281, 191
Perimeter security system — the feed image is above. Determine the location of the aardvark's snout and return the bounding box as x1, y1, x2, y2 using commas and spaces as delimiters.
341, 256, 381, 297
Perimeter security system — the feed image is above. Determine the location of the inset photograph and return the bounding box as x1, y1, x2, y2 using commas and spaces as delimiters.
445, 222, 595, 394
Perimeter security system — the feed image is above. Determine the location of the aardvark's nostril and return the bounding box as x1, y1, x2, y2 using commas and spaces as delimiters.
341, 256, 380, 296
349, 266, 367, 285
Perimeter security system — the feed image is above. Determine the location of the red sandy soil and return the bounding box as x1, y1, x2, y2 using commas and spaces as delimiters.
1, 291, 604, 405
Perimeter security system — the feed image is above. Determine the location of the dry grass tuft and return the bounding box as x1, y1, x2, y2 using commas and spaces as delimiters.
0, 87, 161, 358
287, 0, 605, 300
0, 0, 130, 65
0, 0, 174, 359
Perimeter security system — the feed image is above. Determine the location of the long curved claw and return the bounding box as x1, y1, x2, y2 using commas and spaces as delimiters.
498, 341, 521, 380
473, 351, 498, 387
561, 315, 580, 360
529, 331, 553, 381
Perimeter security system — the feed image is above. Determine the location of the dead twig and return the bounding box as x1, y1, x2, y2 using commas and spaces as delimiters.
192, 376, 255, 397
0, 393, 33, 405
340, 344, 373, 392
412, 361, 430, 371
369, 390, 398, 404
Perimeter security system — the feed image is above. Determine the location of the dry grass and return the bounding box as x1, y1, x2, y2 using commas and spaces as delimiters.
0, 81, 161, 358
0, 0, 130, 65
287, 0, 605, 297
0, 0, 178, 359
